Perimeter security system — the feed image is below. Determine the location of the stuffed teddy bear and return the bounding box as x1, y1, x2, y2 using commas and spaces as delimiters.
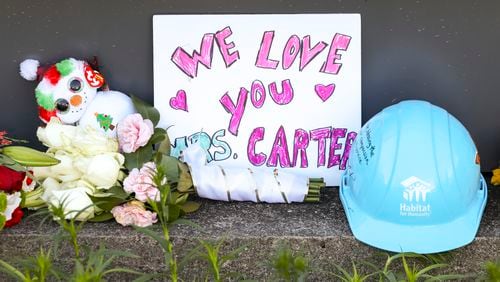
19, 58, 135, 138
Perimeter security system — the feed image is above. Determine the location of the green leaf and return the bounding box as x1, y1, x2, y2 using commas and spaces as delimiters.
425, 274, 470, 281
177, 162, 193, 192
150, 135, 166, 146
0, 154, 16, 166
180, 201, 200, 213
153, 151, 163, 165
160, 156, 180, 183
102, 268, 143, 276
0, 192, 10, 228
89, 196, 127, 211
484, 260, 500, 282
89, 212, 115, 222
92, 186, 129, 199
0, 192, 7, 212
222, 244, 248, 264
175, 192, 189, 204
104, 185, 130, 200
0, 154, 25, 172
167, 205, 181, 223
383, 272, 398, 282
415, 263, 448, 276
131, 96, 160, 127
147, 128, 167, 147
133, 226, 169, 251
0, 259, 26, 280
0, 214, 5, 231
179, 244, 204, 271
157, 132, 172, 156
124, 144, 153, 170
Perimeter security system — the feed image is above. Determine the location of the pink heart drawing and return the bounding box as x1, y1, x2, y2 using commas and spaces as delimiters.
169, 90, 188, 112
314, 83, 335, 102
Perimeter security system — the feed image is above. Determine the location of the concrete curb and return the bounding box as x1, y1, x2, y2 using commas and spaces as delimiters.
0, 182, 498, 280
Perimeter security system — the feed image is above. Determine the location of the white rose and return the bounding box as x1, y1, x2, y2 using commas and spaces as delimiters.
41, 178, 96, 199
5, 192, 21, 221
40, 177, 61, 200
41, 178, 95, 221
32, 150, 83, 182
74, 153, 124, 189
52, 151, 83, 182
37, 119, 77, 149
37, 121, 118, 157
72, 126, 118, 156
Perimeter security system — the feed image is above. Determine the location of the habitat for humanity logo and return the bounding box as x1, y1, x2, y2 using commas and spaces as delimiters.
399, 176, 433, 217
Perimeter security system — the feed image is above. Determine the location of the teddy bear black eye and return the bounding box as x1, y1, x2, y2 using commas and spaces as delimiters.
55, 98, 69, 113
69, 78, 82, 92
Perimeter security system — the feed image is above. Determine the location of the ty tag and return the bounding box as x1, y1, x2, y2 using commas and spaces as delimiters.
84, 65, 105, 88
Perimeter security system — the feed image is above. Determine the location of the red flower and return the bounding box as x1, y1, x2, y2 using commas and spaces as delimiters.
4, 207, 23, 228
0, 166, 26, 193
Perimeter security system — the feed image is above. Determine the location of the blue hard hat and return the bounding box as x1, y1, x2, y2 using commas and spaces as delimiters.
340, 100, 487, 254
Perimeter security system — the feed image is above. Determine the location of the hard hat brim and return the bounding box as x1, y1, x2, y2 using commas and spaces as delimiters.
339, 174, 488, 254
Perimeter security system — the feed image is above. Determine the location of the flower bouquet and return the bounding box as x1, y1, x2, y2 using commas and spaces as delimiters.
22, 96, 324, 227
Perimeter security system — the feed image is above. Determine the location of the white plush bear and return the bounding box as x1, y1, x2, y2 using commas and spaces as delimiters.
19, 58, 135, 138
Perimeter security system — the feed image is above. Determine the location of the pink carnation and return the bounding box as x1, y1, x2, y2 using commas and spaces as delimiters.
117, 113, 154, 153
123, 162, 160, 202
111, 201, 157, 227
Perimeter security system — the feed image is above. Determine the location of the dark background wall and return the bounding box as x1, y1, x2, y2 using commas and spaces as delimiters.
1, 0, 499, 171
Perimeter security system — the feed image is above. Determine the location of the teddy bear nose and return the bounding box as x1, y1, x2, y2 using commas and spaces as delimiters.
70, 95, 82, 106
55, 98, 70, 113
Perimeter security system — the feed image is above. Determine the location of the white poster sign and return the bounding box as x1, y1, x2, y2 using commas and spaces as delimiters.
153, 14, 361, 186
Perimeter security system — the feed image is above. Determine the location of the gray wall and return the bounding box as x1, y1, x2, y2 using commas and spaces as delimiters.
1, 0, 499, 171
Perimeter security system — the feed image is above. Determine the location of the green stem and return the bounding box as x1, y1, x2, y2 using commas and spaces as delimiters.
304, 178, 325, 202
0, 259, 26, 280
213, 260, 220, 282
162, 225, 177, 282
71, 230, 80, 259
64, 223, 80, 260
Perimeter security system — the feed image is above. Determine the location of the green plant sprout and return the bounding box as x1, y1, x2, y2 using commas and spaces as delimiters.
269, 244, 310, 282
134, 159, 198, 282
0, 192, 6, 231
0, 248, 59, 282
330, 261, 379, 282
191, 238, 246, 282
0, 197, 142, 282
379, 252, 467, 282
71, 245, 141, 282
481, 259, 500, 282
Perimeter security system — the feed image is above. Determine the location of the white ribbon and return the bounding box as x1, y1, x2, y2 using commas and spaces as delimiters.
183, 144, 309, 203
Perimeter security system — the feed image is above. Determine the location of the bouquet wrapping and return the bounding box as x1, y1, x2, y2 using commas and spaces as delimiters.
184, 144, 321, 203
